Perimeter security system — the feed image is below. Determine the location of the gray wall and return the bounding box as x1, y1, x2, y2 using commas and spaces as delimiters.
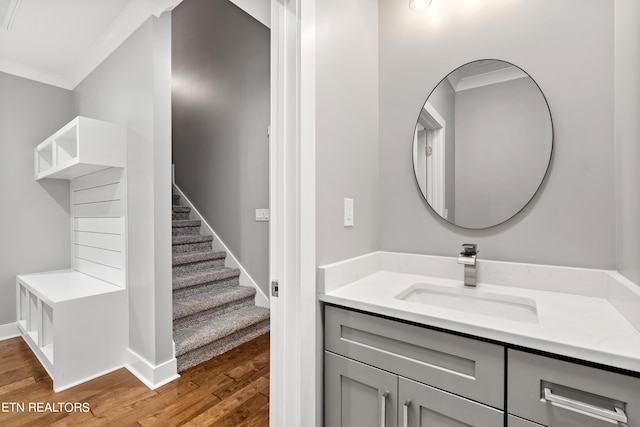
378, 0, 615, 269
316, 0, 379, 266
0, 72, 74, 326
454, 77, 552, 229
73, 16, 174, 365
172, 0, 270, 295
615, 0, 640, 286
427, 80, 456, 221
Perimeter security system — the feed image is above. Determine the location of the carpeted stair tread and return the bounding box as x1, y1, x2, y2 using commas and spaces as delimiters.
172, 206, 191, 213
173, 285, 256, 320
173, 267, 240, 290
172, 234, 213, 245
172, 194, 180, 204
175, 305, 270, 357
172, 219, 201, 228
177, 322, 269, 372
172, 250, 225, 266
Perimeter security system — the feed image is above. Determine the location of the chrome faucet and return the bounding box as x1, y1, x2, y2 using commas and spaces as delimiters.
458, 243, 478, 287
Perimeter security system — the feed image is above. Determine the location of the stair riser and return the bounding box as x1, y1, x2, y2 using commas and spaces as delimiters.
173, 277, 239, 297
173, 296, 255, 332
173, 259, 225, 275
172, 225, 201, 236
172, 241, 213, 254
172, 211, 190, 220
176, 322, 270, 372
172, 194, 180, 204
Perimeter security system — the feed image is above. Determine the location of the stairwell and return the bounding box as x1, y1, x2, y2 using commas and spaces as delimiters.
172, 192, 270, 372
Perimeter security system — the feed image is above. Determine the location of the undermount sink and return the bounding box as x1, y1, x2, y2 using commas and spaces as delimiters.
395, 282, 538, 323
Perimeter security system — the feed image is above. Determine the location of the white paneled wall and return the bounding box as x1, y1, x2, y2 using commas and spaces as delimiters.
71, 167, 126, 287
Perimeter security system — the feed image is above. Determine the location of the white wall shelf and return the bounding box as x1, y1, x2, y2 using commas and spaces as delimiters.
19, 116, 128, 392
34, 116, 125, 180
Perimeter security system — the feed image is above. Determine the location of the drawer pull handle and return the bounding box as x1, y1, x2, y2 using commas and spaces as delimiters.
403, 400, 411, 427
543, 387, 628, 424
381, 391, 389, 427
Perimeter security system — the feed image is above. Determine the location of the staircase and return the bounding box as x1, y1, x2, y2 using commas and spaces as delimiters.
172, 192, 270, 372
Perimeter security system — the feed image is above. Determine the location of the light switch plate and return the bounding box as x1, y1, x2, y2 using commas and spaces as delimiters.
255, 208, 270, 222
344, 198, 354, 227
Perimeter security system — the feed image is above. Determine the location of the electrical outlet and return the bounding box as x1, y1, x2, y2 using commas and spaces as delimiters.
344, 198, 354, 227
255, 208, 270, 222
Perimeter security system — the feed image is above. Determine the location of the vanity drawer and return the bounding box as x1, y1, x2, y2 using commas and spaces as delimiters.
508, 349, 640, 427
324, 305, 505, 409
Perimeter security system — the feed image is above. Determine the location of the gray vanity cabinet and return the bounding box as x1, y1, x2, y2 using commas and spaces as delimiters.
324, 305, 505, 409
325, 351, 503, 427
398, 377, 503, 427
507, 415, 544, 427
508, 349, 640, 427
325, 352, 398, 427
324, 305, 640, 427
324, 305, 505, 427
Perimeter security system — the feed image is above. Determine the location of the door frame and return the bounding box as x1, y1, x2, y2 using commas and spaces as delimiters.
419, 101, 446, 218
269, 0, 318, 426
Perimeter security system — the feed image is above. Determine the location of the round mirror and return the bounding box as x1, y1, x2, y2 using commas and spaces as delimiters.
412, 59, 553, 229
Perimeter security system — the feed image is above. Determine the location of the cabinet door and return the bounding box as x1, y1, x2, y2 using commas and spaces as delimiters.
325, 351, 398, 427
398, 377, 504, 427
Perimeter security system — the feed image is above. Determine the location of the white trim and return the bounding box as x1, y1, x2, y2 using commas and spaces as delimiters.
0, 0, 184, 90
0, 58, 73, 89
270, 0, 318, 424
1, 0, 21, 31
149, 0, 183, 17
424, 102, 446, 217
228, 0, 271, 28
53, 365, 125, 393
172, 184, 270, 308
269, 1, 285, 425
0, 322, 19, 341
125, 348, 180, 390
449, 65, 528, 92
300, 0, 318, 423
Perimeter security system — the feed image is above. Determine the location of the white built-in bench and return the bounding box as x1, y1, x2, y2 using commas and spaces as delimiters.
17, 116, 128, 392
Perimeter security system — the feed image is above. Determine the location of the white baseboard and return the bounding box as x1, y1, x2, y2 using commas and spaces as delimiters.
172, 184, 270, 308
53, 365, 125, 393
0, 322, 19, 341
126, 348, 180, 390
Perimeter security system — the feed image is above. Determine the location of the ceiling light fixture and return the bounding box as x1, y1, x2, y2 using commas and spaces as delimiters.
1, 0, 22, 31
409, 0, 433, 11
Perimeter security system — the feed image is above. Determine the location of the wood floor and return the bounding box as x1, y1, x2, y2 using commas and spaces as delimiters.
0, 333, 270, 426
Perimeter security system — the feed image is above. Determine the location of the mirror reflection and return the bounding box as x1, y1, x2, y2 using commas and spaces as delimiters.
413, 60, 553, 229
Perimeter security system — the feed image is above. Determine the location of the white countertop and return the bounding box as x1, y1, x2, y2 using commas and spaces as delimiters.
320, 268, 640, 374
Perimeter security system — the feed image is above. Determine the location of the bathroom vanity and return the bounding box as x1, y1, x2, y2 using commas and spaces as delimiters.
319, 252, 640, 427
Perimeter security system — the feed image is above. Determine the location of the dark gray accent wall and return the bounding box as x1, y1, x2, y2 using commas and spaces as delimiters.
172, 0, 270, 296
0, 72, 74, 325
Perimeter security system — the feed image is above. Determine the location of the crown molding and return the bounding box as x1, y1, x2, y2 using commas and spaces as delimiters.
0, 0, 182, 90
448, 66, 528, 92
0, 58, 73, 89
68, 0, 183, 89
